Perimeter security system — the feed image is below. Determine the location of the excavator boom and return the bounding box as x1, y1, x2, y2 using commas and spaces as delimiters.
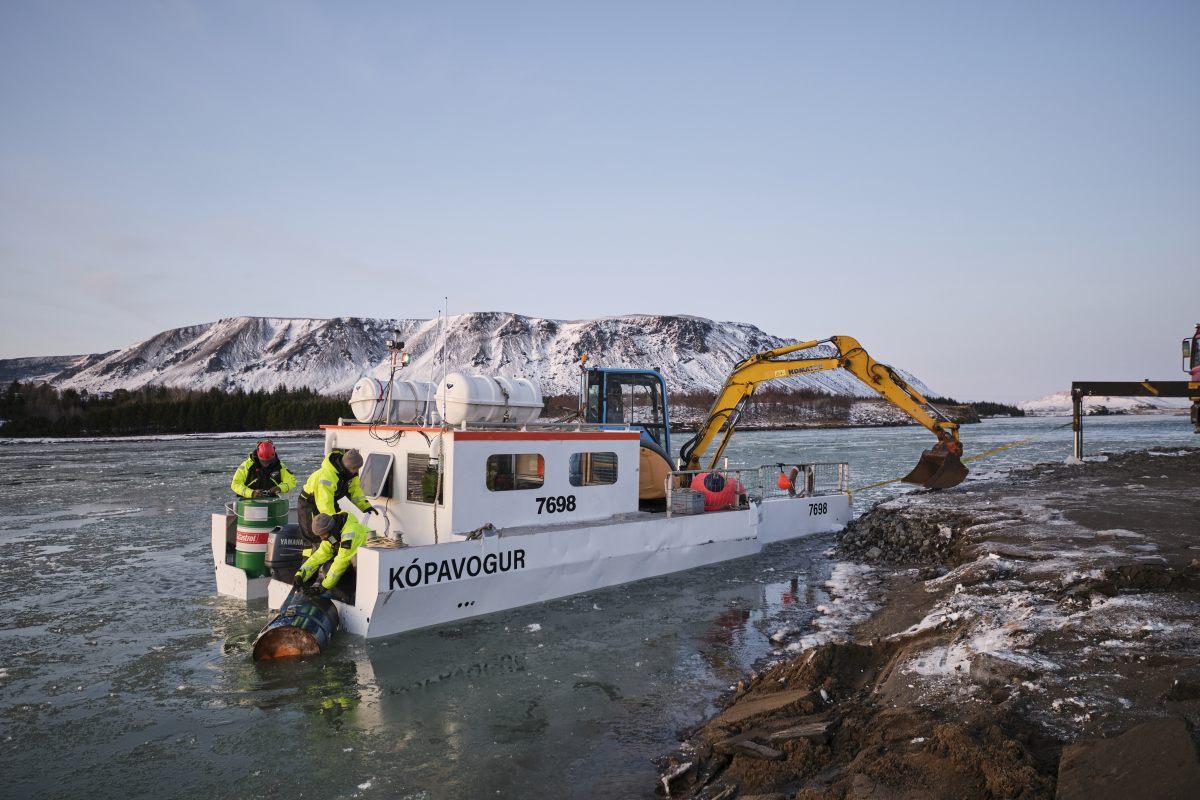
679, 336, 968, 490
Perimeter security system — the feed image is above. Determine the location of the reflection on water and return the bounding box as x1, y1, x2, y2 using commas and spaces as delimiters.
288, 548, 820, 798
0, 415, 1194, 798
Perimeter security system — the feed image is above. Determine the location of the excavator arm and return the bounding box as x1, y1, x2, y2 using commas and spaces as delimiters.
678, 336, 968, 489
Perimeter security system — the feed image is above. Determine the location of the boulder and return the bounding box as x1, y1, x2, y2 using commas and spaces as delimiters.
1166, 667, 1200, 702
968, 652, 1038, 688
1056, 717, 1200, 800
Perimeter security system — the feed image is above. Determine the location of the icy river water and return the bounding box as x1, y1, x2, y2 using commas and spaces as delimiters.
1, 415, 1194, 799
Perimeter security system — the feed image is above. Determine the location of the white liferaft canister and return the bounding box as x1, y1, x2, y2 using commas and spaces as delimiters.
436, 372, 542, 425
349, 377, 440, 424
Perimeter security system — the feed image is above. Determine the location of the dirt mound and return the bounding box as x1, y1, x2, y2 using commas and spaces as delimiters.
657, 448, 1200, 799
1060, 562, 1200, 598
838, 505, 977, 565
1056, 717, 1200, 800
656, 640, 1055, 799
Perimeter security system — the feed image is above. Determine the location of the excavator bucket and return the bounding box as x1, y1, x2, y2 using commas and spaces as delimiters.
901, 449, 969, 490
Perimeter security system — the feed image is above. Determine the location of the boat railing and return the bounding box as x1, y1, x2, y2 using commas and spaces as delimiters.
756, 462, 850, 501
663, 467, 758, 518
663, 462, 850, 517
335, 417, 637, 433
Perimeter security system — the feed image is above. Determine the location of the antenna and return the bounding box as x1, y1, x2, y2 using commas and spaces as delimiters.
421, 310, 441, 427
433, 296, 450, 545
438, 297, 450, 416
369, 323, 406, 444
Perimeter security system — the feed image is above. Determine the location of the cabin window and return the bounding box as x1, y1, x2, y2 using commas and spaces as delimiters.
406, 453, 443, 504
569, 452, 618, 487
606, 374, 669, 451
486, 454, 545, 491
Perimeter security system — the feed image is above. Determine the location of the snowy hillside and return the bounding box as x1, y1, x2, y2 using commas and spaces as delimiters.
1, 313, 935, 399
1020, 391, 1189, 416
0, 354, 102, 385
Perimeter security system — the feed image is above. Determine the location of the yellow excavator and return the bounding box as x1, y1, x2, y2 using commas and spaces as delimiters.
677, 336, 969, 489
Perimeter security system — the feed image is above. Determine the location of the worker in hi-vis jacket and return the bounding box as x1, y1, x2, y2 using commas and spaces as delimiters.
230, 440, 296, 499
293, 513, 369, 596
297, 448, 375, 544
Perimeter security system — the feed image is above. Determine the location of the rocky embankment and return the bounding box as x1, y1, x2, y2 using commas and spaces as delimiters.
656, 449, 1200, 799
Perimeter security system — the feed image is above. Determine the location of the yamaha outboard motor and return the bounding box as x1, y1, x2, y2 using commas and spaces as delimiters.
265, 523, 306, 582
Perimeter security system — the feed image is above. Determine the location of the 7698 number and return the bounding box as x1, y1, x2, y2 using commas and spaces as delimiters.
536, 495, 576, 514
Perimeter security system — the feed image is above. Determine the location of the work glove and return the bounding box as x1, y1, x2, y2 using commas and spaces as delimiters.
292, 571, 310, 588
302, 581, 325, 599
362, 507, 377, 516
251, 490, 263, 498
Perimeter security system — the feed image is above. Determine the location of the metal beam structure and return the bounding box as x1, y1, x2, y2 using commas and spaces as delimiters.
1070, 380, 1200, 459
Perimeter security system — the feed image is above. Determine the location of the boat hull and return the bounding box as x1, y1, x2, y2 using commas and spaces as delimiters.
261, 492, 851, 639
756, 493, 852, 544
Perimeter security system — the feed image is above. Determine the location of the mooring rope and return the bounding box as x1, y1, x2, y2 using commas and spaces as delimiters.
850, 421, 1074, 493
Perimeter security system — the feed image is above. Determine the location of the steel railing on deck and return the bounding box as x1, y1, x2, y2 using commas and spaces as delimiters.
757, 462, 849, 501
664, 462, 849, 518
665, 467, 756, 517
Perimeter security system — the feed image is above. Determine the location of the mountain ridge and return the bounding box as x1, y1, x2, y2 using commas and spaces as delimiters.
0, 313, 936, 399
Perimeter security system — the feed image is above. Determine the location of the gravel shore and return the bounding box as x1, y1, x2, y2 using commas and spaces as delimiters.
656, 448, 1200, 799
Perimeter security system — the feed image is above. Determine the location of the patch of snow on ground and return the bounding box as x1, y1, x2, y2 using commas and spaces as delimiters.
901, 592, 1063, 679
868, 453, 1200, 742
887, 609, 972, 641
784, 562, 878, 653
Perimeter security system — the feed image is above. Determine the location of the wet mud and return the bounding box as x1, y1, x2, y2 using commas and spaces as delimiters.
656, 448, 1200, 799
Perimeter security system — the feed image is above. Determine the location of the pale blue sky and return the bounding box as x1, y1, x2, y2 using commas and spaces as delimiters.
1, 1, 1196, 401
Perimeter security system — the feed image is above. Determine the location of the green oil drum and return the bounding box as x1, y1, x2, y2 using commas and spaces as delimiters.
235, 497, 289, 578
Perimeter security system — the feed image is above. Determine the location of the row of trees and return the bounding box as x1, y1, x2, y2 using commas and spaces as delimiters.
0, 381, 347, 437
543, 385, 1021, 429
930, 397, 1025, 418
541, 387, 856, 427
0, 380, 1024, 438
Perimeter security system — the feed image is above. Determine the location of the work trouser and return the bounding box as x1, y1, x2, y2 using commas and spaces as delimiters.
297, 518, 369, 591
297, 492, 350, 546
297, 492, 319, 545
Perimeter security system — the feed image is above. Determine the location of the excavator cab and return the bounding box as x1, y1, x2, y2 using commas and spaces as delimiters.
583, 368, 671, 451
1184, 324, 1200, 432
582, 367, 675, 504
1183, 324, 1200, 379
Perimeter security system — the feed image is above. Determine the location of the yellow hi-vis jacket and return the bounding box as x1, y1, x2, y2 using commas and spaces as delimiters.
297, 515, 370, 590
302, 450, 372, 517
230, 453, 296, 498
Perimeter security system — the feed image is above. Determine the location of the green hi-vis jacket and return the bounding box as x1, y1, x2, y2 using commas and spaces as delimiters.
302, 450, 372, 517
297, 514, 371, 590
230, 453, 297, 498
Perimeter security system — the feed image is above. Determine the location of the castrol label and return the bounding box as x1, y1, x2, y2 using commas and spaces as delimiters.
236, 528, 269, 552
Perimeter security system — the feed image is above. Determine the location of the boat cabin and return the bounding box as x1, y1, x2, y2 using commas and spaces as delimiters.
322, 423, 643, 547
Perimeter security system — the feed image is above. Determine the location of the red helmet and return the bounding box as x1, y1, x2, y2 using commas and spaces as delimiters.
256, 440, 276, 461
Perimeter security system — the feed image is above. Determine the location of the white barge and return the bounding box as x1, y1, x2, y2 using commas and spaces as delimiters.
212, 362, 852, 640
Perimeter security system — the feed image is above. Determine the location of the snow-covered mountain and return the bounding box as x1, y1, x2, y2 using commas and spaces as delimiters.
1020, 391, 1189, 416
1, 313, 935, 399
0, 354, 100, 385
